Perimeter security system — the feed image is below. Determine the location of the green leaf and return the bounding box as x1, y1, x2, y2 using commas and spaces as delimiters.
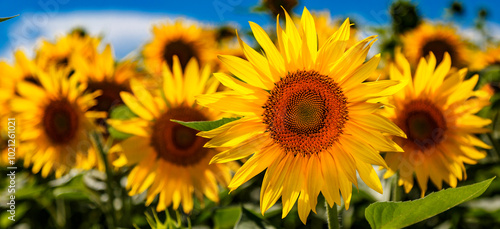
52, 174, 94, 201
0, 202, 29, 228
171, 117, 242, 131
365, 177, 496, 229
235, 206, 274, 229
214, 206, 242, 229
110, 104, 137, 120
0, 15, 19, 23
108, 105, 137, 140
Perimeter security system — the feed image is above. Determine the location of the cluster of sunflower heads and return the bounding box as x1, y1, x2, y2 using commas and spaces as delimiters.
1, 2, 499, 228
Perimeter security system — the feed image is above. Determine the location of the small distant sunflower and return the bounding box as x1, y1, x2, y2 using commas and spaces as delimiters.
197, 8, 405, 223
143, 21, 216, 75
11, 69, 105, 178
35, 32, 100, 71
73, 44, 139, 113
470, 45, 500, 71
2, 50, 41, 85
107, 57, 234, 213
259, 0, 298, 19
402, 23, 469, 68
382, 51, 491, 197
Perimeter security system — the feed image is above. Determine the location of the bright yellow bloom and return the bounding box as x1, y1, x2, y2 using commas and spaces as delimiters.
73, 44, 141, 113
402, 22, 469, 68
197, 8, 406, 224
35, 32, 100, 71
142, 20, 217, 75
0, 50, 43, 165
470, 45, 500, 71
107, 57, 234, 213
382, 51, 491, 197
11, 69, 105, 178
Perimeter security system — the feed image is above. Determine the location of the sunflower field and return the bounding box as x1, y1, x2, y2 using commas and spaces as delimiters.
1, 0, 500, 228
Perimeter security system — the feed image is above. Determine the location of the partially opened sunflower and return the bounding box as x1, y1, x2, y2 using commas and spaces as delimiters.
382, 51, 491, 197
197, 7, 406, 223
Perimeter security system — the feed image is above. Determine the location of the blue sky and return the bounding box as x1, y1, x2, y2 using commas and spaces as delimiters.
1, 0, 500, 59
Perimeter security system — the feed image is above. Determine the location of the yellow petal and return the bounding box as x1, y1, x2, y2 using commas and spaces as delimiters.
339, 135, 387, 167
228, 144, 281, 191
120, 92, 154, 120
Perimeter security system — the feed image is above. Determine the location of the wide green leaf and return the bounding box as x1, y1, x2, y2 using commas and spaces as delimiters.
235, 206, 275, 229
171, 117, 242, 131
0, 15, 18, 23
214, 206, 242, 229
365, 177, 495, 229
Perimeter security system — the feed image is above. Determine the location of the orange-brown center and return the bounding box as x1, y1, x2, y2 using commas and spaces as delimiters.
163, 39, 200, 71
422, 39, 457, 66
263, 70, 348, 155
151, 107, 209, 166
87, 81, 129, 112
43, 99, 80, 144
397, 99, 447, 149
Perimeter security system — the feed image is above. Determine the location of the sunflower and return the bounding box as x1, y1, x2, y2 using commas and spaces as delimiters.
10, 68, 105, 178
382, 51, 491, 197
470, 45, 500, 71
2, 50, 41, 85
35, 32, 100, 71
259, 0, 298, 20
402, 23, 469, 68
0, 50, 43, 165
73, 44, 140, 114
107, 57, 234, 213
0, 63, 17, 165
196, 8, 406, 223
142, 20, 217, 75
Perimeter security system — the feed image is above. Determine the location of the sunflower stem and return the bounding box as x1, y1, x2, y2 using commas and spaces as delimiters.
391, 174, 401, 202
325, 200, 340, 229
92, 132, 117, 229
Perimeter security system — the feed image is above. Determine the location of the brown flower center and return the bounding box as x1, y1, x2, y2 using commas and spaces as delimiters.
163, 39, 200, 71
397, 99, 447, 149
151, 107, 209, 166
263, 70, 348, 155
87, 81, 129, 112
264, 0, 298, 19
24, 75, 41, 86
422, 39, 457, 66
43, 99, 80, 144
54, 57, 69, 69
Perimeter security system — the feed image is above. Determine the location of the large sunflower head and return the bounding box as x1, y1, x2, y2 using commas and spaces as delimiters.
11, 68, 105, 178
402, 22, 469, 68
107, 57, 234, 213
35, 32, 100, 71
382, 51, 491, 197
197, 7, 406, 223
142, 20, 217, 75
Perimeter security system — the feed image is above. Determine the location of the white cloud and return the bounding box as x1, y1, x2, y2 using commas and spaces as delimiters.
1, 10, 229, 61
459, 22, 500, 47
